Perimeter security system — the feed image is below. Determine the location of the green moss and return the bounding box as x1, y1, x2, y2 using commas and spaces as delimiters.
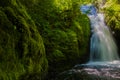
19, 0, 91, 79
0, 0, 48, 80
0, 9, 25, 80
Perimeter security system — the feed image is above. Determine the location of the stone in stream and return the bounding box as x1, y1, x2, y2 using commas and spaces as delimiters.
55, 63, 120, 80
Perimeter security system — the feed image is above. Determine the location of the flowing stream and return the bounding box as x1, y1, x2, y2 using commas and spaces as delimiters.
56, 5, 120, 80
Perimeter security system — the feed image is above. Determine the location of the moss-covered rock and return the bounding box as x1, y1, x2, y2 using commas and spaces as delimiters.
0, 0, 48, 80
20, 0, 91, 79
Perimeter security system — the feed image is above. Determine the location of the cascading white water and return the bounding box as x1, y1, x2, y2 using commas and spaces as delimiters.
89, 13, 119, 61
80, 5, 119, 62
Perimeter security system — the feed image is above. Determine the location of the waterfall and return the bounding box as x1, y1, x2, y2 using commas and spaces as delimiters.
80, 5, 119, 62
56, 5, 120, 80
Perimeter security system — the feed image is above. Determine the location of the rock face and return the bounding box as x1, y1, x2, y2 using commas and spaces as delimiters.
0, 0, 48, 80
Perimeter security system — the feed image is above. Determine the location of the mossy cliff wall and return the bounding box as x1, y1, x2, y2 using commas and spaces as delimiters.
0, 0, 91, 80
0, 0, 48, 80
20, 0, 91, 79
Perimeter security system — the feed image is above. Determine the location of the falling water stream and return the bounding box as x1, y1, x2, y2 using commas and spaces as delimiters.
56, 4, 120, 80
80, 4, 120, 62
80, 4, 119, 64
87, 8, 119, 62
